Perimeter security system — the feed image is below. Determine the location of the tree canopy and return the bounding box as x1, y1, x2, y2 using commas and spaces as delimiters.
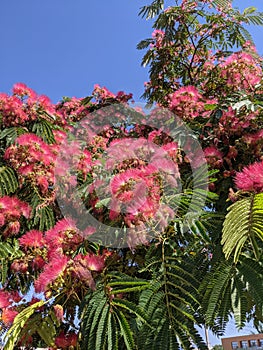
0, 0, 263, 349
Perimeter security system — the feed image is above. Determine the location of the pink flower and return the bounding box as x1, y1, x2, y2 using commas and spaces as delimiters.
169, 86, 205, 120
204, 146, 223, 168
243, 130, 263, 144
3, 221, 20, 237
12, 83, 36, 98
92, 84, 116, 103
19, 200, 31, 219
82, 226, 96, 238
53, 304, 64, 321
0, 95, 29, 126
110, 169, 142, 201
34, 255, 68, 293
19, 230, 45, 248
31, 255, 46, 271
85, 254, 105, 272
36, 175, 49, 193
72, 256, 96, 289
220, 51, 262, 91
235, 160, 263, 193
0, 290, 11, 308
10, 291, 22, 303
45, 217, 83, 254
1, 308, 18, 325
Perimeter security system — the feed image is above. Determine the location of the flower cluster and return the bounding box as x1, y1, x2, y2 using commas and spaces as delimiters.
0, 83, 65, 127
16, 217, 105, 294
169, 86, 217, 120
0, 196, 31, 237
219, 51, 262, 92
4, 133, 57, 195
235, 160, 263, 193
0, 290, 21, 326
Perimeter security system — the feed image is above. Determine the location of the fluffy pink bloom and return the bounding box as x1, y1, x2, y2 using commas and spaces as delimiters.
169, 86, 204, 119
110, 169, 142, 201
36, 175, 49, 193
16, 133, 42, 146
4, 221, 20, 237
109, 197, 121, 220
34, 255, 68, 293
204, 146, 223, 168
243, 130, 263, 145
151, 29, 165, 49
162, 142, 178, 159
85, 254, 105, 272
19, 230, 45, 248
45, 217, 83, 255
82, 226, 96, 238
12, 83, 36, 98
127, 196, 159, 219
72, 255, 96, 289
0, 196, 29, 216
235, 160, 263, 193
77, 149, 93, 178
0, 196, 31, 237
1, 308, 18, 325
0, 94, 29, 126
220, 51, 262, 91
93, 84, 115, 100
0, 290, 11, 308
31, 255, 46, 271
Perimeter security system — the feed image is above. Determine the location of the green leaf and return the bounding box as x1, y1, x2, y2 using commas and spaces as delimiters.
139, 0, 164, 20
37, 316, 56, 347
0, 166, 19, 195
107, 312, 118, 350
4, 301, 45, 350
95, 304, 110, 350
111, 298, 151, 327
222, 194, 263, 262
115, 309, 136, 350
243, 7, 257, 15
95, 197, 111, 209
31, 119, 55, 144
0, 127, 26, 146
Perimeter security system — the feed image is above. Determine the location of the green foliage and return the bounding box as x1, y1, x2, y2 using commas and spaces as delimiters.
18, 311, 59, 347
4, 300, 45, 350
0, 239, 23, 285
0, 127, 26, 146
222, 193, 263, 262
138, 0, 263, 103
139, 0, 164, 20
135, 242, 208, 350
211, 345, 223, 350
31, 119, 56, 144
29, 204, 55, 231
80, 274, 151, 350
201, 255, 263, 331
0, 1, 263, 348
80, 251, 209, 350
0, 167, 18, 196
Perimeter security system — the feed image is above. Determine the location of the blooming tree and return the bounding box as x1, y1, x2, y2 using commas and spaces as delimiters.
0, 0, 263, 349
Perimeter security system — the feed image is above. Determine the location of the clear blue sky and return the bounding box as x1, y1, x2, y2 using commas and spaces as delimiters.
0, 0, 262, 347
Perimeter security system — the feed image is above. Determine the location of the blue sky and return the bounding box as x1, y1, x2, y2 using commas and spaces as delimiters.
0, 0, 263, 347
0, 0, 151, 102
